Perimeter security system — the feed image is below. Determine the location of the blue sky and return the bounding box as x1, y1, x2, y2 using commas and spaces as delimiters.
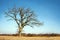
0, 0, 60, 34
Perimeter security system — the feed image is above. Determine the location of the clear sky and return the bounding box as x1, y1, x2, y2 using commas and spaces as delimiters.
0, 0, 60, 34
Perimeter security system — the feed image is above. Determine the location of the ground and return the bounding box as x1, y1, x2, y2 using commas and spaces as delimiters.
0, 36, 60, 40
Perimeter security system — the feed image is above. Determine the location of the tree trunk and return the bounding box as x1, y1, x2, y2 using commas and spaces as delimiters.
18, 26, 22, 36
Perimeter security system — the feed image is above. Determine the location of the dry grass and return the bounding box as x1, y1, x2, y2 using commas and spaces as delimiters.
0, 36, 60, 40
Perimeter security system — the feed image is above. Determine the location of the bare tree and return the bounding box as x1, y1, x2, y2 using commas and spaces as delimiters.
5, 7, 43, 36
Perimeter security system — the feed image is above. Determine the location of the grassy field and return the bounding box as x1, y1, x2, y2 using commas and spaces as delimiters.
0, 36, 60, 40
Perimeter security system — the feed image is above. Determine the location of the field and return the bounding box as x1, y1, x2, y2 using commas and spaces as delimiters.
0, 36, 60, 40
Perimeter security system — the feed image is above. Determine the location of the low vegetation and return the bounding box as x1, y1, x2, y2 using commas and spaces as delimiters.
0, 33, 60, 40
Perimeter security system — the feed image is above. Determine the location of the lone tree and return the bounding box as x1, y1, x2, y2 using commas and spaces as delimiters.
5, 7, 43, 36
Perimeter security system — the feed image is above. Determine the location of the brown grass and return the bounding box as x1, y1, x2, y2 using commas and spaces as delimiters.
0, 36, 60, 40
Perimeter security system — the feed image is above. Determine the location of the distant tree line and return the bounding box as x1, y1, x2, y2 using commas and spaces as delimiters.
0, 33, 60, 37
